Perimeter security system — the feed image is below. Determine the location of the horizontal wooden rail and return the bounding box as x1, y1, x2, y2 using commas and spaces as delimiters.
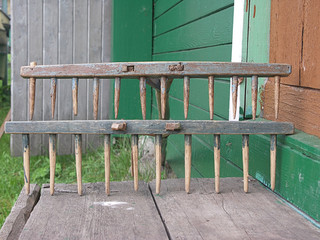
21, 61, 291, 79
6, 120, 294, 135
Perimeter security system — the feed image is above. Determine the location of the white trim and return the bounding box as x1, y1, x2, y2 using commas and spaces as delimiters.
229, 0, 245, 121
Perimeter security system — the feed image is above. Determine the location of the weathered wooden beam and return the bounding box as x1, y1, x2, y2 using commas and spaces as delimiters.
104, 134, 110, 195
251, 75, 258, 120
214, 134, 220, 193
132, 134, 139, 191
21, 62, 292, 78
114, 77, 121, 119
242, 135, 249, 193
160, 76, 167, 120
184, 76, 190, 119
274, 76, 280, 119
50, 78, 57, 119
208, 76, 214, 120
22, 134, 30, 194
6, 120, 294, 135
270, 135, 277, 191
140, 77, 147, 120
72, 78, 79, 116
93, 77, 99, 120
29, 62, 37, 120
184, 134, 192, 193
232, 76, 238, 119
75, 134, 82, 196
155, 134, 162, 194
49, 134, 57, 195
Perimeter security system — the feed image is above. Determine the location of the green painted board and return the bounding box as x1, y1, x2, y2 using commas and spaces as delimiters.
153, 6, 233, 54
111, 0, 153, 119
154, 0, 182, 19
154, 0, 233, 36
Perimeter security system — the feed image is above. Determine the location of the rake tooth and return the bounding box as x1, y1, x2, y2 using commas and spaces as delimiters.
232, 76, 239, 119
105, 135, 111, 195
242, 135, 249, 193
184, 134, 192, 193
208, 76, 214, 120
93, 77, 99, 120
49, 134, 57, 195
184, 76, 190, 119
251, 75, 258, 120
72, 78, 79, 116
274, 76, 280, 119
140, 77, 147, 120
22, 134, 30, 194
132, 135, 139, 191
155, 135, 162, 194
270, 135, 277, 191
214, 134, 220, 193
114, 77, 121, 119
75, 134, 82, 196
29, 62, 37, 120
160, 77, 167, 120
50, 78, 57, 119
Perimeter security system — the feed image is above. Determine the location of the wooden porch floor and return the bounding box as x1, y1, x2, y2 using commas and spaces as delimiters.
1, 178, 319, 239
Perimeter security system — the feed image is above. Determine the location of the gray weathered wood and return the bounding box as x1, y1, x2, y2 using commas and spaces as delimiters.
149, 178, 320, 240
21, 62, 292, 78
0, 184, 40, 240
6, 120, 295, 135
18, 182, 168, 240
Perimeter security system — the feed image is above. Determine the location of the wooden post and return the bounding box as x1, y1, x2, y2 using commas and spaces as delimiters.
251, 75, 258, 120
93, 77, 99, 120
132, 134, 139, 191
242, 134, 249, 193
29, 62, 37, 120
114, 77, 121, 119
214, 134, 220, 193
184, 134, 192, 193
270, 134, 277, 191
49, 134, 57, 195
208, 76, 214, 120
50, 78, 57, 119
75, 134, 82, 196
72, 78, 79, 116
232, 76, 238, 119
155, 90, 162, 119
104, 134, 111, 195
155, 134, 162, 194
160, 76, 167, 120
274, 76, 280, 119
184, 76, 190, 119
140, 77, 147, 120
22, 134, 30, 194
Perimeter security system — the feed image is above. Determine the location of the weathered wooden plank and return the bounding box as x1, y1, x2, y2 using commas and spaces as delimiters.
6, 120, 294, 135
18, 182, 168, 240
149, 178, 320, 240
22, 134, 30, 194
20, 62, 292, 78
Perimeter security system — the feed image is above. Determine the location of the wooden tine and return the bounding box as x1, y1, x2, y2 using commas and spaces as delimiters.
75, 134, 82, 196
184, 76, 190, 119
184, 134, 192, 193
214, 134, 220, 193
155, 134, 162, 194
104, 134, 111, 195
22, 134, 30, 194
114, 77, 121, 119
251, 75, 258, 120
49, 134, 57, 195
93, 77, 99, 120
132, 134, 139, 191
274, 76, 280, 119
242, 135, 249, 193
160, 76, 167, 120
50, 78, 57, 119
208, 76, 214, 120
232, 76, 239, 119
155, 90, 162, 119
72, 78, 79, 116
270, 135, 277, 191
29, 62, 37, 120
140, 77, 147, 120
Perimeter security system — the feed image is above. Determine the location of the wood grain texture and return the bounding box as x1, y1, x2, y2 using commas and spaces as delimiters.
274, 76, 280, 119
29, 63, 37, 121
251, 75, 258, 120
139, 77, 147, 120
114, 77, 121, 119
270, 135, 277, 191
149, 178, 320, 239
50, 78, 57, 119
49, 134, 57, 195
184, 134, 192, 193
75, 134, 82, 196
132, 135, 139, 191
72, 78, 79, 116
214, 134, 220, 193
22, 134, 30, 194
208, 76, 214, 120
104, 135, 110, 195
155, 135, 162, 194
160, 76, 167, 119
262, 79, 320, 138
183, 76, 190, 119
232, 76, 238, 119
93, 78, 99, 120
242, 135, 249, 193
18, 182, 168, 240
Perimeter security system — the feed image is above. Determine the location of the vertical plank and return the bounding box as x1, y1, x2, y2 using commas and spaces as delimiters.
270, 135, 277, 191
208, 76, 214, 120
155, 135, 162, 194
50, 77, 57, 119
49, 134, 57, 195
132, 134, 139, 191
184, 134, 192, 193
75, 134, 82, 196
242, 134, 249, 193
184, 76, 190, 119
22, 134, 30, 194
214, 134, 220, 193
11, 0, 28, 156
274, 76, 280, 119
58, 0, 73, 155
93, 77, 99, 120
28, 0, 43, 156
104, 134, 110, 195
251, 75, 258, 120
72, 78, 79, 116
140, 77, 147, 120
43, 0, 58, 154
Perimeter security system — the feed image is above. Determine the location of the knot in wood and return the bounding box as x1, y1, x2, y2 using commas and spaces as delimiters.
169, 63, 184, 71
111, 122, 127, 131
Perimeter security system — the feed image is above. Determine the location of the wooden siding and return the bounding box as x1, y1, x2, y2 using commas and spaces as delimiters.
11, 0, 112, 156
